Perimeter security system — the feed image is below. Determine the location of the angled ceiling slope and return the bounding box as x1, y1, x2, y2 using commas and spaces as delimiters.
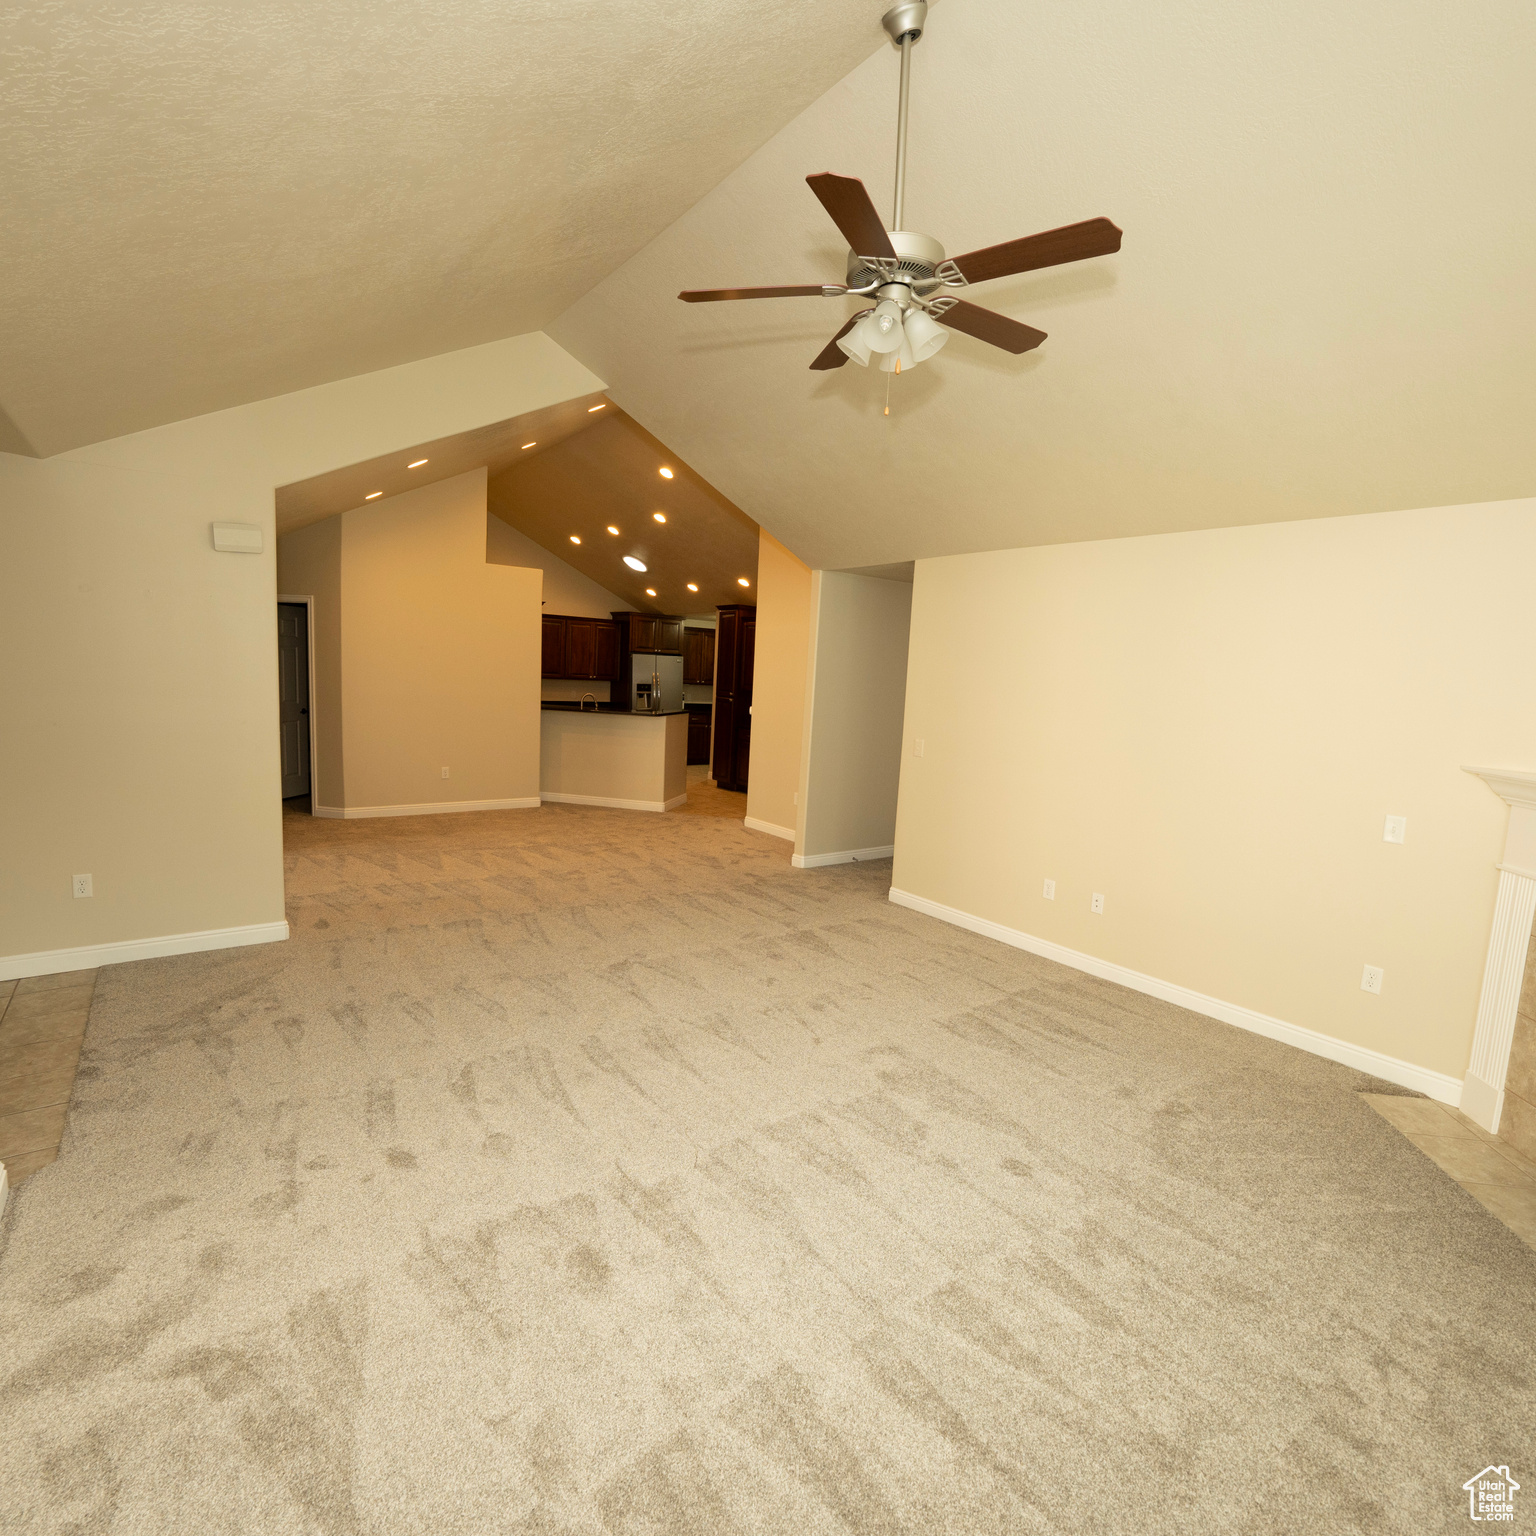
274, 392, 609, 537
549, 0, 1536, 570
0, 1, 888, 456
489, 410, 760, 616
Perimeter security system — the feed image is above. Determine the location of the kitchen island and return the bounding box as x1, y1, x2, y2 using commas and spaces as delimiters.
539, 704, 689, 812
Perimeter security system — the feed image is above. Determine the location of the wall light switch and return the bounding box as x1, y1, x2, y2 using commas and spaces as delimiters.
442, 767, 450, 779
1383, 815, 1406, 844
1091, 892, 1105, 915
72, 874, 93, 898
913, 738, 925, 758
1043, 878, 1056, 900
1361, 964, 1384, 995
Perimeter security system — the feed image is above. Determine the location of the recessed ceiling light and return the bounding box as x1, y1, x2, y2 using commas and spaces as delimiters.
645, 588, 657, 597
687, 583, 699, 593
623, 556, 647, 572
522, 442, 536, 449
737, 577, 750, 586
570, 535, 581, 544
365, 491, 383, 500
653, 512, 666, 523
407, 458, 428, 468
658, 467, 674, 479
607, 525, 620, 535
588, 403, 606, 412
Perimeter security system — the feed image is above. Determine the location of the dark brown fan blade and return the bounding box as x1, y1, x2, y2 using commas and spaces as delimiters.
934, 299, 1047, 354
806, 174, 896, 259
949, 217, 1122, 285
809, 316, 861, 371
679, 285, 832, 302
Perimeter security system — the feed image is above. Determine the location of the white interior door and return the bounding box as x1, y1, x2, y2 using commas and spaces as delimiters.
278, 603, 311, 798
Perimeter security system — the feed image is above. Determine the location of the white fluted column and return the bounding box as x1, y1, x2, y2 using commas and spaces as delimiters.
1461, 768, 1536, 1131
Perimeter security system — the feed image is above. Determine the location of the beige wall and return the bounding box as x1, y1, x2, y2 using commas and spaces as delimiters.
540, 711, 687, 811
276, 516, 343, 806
893, 498, 1536, 1087
336, 470, 541, 814
745, 530, 812, 837
0, 331, 604, 972
796, 571, 912, 862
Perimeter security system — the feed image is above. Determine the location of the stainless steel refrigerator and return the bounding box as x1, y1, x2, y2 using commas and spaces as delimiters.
630, 652, 684, 713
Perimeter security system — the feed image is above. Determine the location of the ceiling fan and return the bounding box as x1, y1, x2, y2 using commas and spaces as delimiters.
679, 1, 1121, 378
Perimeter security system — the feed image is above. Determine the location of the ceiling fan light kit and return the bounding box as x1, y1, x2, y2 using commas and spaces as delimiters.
678, 1, 1122, 395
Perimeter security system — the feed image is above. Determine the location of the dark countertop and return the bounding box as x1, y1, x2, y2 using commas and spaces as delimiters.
540, 702, 687, 716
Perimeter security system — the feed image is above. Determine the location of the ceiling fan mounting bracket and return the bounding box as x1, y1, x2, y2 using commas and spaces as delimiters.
882, 2, 927, 46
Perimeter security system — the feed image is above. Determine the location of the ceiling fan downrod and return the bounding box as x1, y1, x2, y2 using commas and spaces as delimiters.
883, 2, 927, 232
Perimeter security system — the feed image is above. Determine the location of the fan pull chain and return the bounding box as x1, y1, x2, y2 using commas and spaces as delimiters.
884, 370, 892, 416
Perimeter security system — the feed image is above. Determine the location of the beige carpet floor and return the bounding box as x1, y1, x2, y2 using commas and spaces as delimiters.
1, 802, 1532, 1534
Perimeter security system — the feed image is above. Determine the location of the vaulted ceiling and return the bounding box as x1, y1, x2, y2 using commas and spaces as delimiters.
0, 0, 886, 456
550, 0, 1536, 568
5, 0, 1533, 576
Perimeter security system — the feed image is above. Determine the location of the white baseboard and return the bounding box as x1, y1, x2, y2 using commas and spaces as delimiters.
744, 816, 796, 843
887, 887, 1463, 1107
0, 1161, 8, 1217
541, 791, 687, 813
1460, 1072, 1503, 1132
792, 845, 896, 869
314, 797, 540, 820
0, 920, 290, 982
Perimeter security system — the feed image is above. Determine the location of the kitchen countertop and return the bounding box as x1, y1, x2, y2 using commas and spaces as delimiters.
540, 702, 687, 716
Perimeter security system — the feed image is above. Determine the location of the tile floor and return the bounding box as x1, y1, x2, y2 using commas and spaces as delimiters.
1363, 1091, 1536, 1248
669, 762, 751, 821
0, 969, 97, 1189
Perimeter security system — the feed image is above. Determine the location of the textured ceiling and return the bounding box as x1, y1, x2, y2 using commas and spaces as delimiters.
488, 410, 759, 616
550, 0, 1536, 569
0, 0, 886, 456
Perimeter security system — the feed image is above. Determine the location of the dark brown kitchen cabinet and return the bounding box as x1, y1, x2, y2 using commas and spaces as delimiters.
541, 616, 566, 678
683, 626, 715, 686
543, 615, 621, 681
686, 706, 712, 766
614, 612, 683, 655
711, 604, 755, 792
593, 622, 619, 680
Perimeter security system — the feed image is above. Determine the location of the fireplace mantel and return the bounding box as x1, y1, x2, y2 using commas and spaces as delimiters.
1461, 767, 1536, 1131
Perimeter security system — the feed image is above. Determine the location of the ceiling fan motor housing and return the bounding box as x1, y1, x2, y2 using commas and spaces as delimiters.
846, 229, 945, 296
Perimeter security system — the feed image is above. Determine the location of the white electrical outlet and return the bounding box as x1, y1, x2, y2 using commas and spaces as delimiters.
72, 874, 93, 898
442, 767, 450, 779
1091, 892, 1105, 915
1042, 878, 1056, 900
1383, 815, 1406, 844
912, 738, 925, 758
1361, 964, 1384, 995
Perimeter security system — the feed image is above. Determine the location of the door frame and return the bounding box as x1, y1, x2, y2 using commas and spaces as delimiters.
277, 594, 319, 816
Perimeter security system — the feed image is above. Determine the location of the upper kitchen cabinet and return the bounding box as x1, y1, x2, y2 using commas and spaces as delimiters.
543, 614, 621, 681
542, 616, 566, 678
615, 612, 683, 656
683, 627, 716, 686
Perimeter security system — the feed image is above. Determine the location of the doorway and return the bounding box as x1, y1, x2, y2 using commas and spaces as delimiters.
277, 601, 312, 805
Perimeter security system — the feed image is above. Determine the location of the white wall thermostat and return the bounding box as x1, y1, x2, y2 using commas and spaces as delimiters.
211, 522, 263, 554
